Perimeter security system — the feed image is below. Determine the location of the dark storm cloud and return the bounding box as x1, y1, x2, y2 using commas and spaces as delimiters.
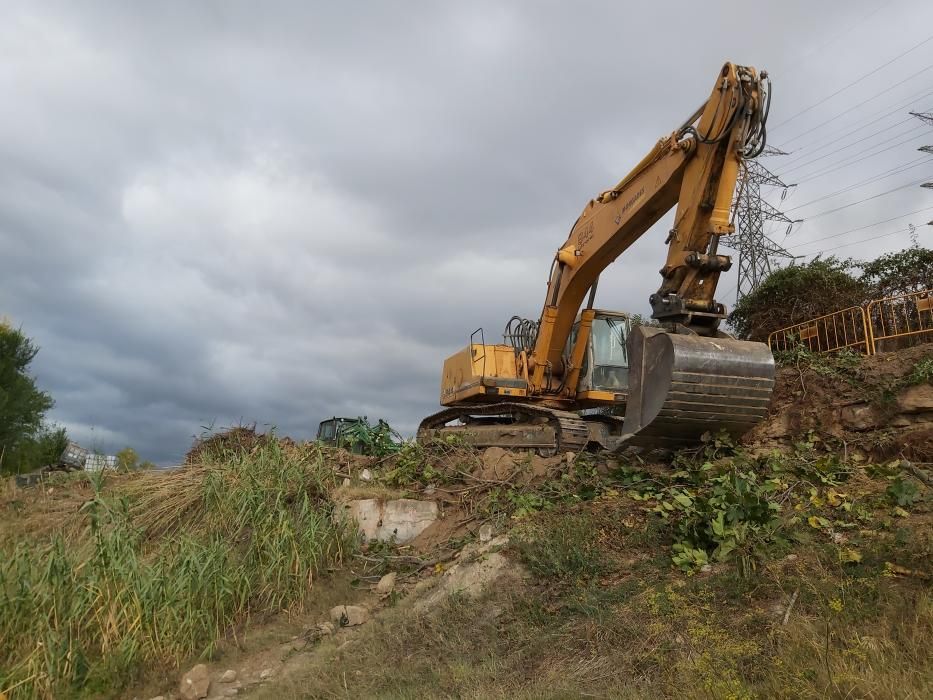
2, 0, 932, 463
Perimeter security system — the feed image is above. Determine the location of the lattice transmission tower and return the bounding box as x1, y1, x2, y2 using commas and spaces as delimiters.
720, 149, 800, 301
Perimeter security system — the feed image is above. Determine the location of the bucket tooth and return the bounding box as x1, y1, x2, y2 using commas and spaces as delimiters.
622, 325, 775, 448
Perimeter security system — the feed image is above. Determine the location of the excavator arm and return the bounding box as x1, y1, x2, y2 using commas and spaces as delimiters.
529, 63, 770, 393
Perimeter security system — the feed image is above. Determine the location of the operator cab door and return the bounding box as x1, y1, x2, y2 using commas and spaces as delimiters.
572, 311, 632, 394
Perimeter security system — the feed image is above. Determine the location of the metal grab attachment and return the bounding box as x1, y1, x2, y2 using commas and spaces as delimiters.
622, 326, 775, 448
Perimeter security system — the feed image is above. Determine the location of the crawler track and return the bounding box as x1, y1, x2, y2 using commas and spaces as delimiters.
417, 402, 589, 454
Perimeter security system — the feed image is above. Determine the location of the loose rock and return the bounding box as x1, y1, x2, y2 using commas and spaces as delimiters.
417, 536, 518, 610
376, 572, 396, 595
840, 403, 879, 431
898, 384, 933, 413
330, 604, 370, 627
179, 663, 211, 700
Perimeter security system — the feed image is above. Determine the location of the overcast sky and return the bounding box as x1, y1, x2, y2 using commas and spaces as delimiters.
2, 1, 932, 464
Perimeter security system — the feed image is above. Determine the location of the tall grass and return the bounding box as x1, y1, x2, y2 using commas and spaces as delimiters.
0, 438, 353, 699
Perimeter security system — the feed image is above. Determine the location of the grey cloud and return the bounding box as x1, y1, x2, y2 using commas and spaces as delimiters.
3, 0, 932, 463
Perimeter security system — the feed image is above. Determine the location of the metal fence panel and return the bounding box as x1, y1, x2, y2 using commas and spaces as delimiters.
767, 306, 872, 355
867, 288, 933, 352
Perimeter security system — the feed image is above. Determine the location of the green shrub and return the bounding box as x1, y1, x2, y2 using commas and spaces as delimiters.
728, 256, 867, 340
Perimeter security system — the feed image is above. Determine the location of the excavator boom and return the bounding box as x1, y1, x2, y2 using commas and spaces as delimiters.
420, 62, 776, 453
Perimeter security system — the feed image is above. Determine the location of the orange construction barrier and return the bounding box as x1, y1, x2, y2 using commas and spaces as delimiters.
767, 306, 872, 355
867, 288, 933, 352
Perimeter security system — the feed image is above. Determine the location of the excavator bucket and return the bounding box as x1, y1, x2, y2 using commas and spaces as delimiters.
622, 325, 775, 448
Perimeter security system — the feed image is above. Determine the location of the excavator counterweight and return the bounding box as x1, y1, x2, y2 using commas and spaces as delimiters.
419, 62, 776, 454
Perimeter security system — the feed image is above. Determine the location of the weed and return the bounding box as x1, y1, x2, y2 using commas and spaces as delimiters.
903, 355, 933, 387
0, 439, 352, 699
886, 475, 921, 508
513, 511, 607, 580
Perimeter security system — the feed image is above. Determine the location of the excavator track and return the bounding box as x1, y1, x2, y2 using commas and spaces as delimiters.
417, 402, 589, 455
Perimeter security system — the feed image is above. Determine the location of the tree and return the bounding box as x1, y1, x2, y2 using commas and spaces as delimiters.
727, 257, 868, 341
0, 322, 64, 474
116, 447, 139, 471
859, 244, 933, 299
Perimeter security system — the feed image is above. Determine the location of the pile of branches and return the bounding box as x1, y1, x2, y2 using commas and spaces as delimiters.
185, 425, 273, 464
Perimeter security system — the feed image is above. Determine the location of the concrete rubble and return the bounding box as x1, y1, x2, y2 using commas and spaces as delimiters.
342, 498, 438, 543
417, 535, 520, 610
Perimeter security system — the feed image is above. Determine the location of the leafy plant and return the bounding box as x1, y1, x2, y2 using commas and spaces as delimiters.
377, 441, 447, 486
886, 475, 921, 508
339, 418, 402, 456
115, 447, 139, 471
0, 323, 67, 475
859, 244, 933, 299
665, 467, 783, 573
903, 357, 933, 387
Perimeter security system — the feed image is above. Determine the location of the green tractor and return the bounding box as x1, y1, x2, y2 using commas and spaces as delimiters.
315, 416, 401, 455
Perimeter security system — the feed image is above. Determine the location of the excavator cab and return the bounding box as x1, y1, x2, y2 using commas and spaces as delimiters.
571, 310, 633, 398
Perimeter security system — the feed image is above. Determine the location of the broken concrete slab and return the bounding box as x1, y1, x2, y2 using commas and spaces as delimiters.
342, 498, 438, 543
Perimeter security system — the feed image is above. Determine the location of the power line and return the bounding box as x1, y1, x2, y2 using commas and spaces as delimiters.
774, 3, 887, 78
780, 122, 926, 176
773, 62, 933, 146
792, 226, 911, 252
777, 113, 920, 171
770, 34, 933, 131
784, 157, 933, 212
914, 111, 933, 188
801, 176, 932, 221
786, 206, 933, 247
720, 160, 796, 301
775, 85, 933, 158
800, 224, 928, 257
792, 130, 931, 184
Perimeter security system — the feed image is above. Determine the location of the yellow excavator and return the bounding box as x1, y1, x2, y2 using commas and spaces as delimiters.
418, 62, 776, 454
